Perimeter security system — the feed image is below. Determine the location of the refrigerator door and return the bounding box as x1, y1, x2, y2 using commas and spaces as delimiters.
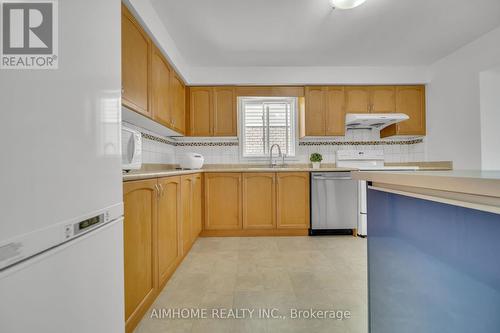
0, 219, 124, 333
0, 0, 122, 260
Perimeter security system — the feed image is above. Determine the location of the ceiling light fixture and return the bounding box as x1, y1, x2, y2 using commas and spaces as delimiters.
331, 0, 368, 10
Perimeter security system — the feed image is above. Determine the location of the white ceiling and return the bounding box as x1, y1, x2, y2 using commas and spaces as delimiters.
150, 0, 500, 67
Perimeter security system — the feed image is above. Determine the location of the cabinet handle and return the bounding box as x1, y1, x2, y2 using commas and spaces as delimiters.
159, 184, 164, 197
154, 184, 160, 198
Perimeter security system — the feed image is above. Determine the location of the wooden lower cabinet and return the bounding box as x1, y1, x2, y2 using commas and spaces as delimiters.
204, 173, 242, 230
191, 173, 203, 241
123, 179, 158, 333
203, 172, 310, 235
181, 175, 193, 255
123, 173, 202, 333
242, 173, 276, 229
157, 176, 181, 287
277, 172, 310, 229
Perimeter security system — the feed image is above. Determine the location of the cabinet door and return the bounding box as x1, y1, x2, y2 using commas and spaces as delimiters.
242, 173, 276, 229
191, 173, 203, 241
276, 173, 310, 229
395, 86, 426, 135
370, 86, 396, 113
380, 86, 426, 137
157, 176, 180, 287
213, 87, 237, 136
151, 46, 172, 127
325, 86, 345, 136
121, 5, 150, 117
189, 87, 213, 136
204, 173, 242, 230
171, 73, 186, 134
181, 175, 193, 255
305, 86, 326, 136
345, 86, 370, 114
123, 179, 158, 328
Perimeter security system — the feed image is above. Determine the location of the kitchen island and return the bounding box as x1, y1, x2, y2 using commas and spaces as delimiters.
352, 170, 500, 333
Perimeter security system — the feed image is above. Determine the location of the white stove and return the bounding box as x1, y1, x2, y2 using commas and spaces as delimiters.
336, 150, 419, 237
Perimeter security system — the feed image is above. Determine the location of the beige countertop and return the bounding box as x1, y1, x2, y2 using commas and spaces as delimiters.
123, 161, 452, 182
352, 170, 500, 199
123, 165, 356, 181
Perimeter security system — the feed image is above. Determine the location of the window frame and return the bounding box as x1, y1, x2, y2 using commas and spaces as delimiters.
238, 96, 299, 161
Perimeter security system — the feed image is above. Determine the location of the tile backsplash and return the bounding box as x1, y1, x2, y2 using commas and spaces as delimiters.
124, 122, 426, 165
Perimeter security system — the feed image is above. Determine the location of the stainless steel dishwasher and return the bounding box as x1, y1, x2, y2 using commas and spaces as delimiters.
310, 172, 358, 235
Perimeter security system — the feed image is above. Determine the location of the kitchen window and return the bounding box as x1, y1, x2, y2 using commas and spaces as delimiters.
239, 97, 297, 158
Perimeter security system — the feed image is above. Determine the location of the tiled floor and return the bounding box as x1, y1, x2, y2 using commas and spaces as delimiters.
135, 236, 368, 333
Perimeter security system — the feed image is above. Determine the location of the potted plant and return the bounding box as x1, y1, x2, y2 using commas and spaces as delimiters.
310, 153, 323, 169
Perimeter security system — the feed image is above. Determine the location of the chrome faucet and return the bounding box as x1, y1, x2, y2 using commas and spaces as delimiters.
269, 144, 283, 167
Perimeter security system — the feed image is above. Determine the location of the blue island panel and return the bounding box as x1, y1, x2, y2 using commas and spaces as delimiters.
367, 188, 500, 333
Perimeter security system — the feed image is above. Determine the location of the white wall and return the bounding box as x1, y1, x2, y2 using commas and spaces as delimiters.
188, 66, 430, 85
426, 26, 500, 169
124, 0, 429, 86
480, 68, 500, 170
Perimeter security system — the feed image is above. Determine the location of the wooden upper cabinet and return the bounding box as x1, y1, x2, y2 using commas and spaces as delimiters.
213, 87, 237, 136
151, 46, 172, 127
370, 86, 396, 113
276, 173, 310, 229
304, 87, 326, 136
325, 86, 345, 136
157, 176, 180, 287
191, 173, 203, 241
121, 5, 151, 117
303, 86, 345, 137
381, 86, 426, 137
242, 173, 276, 230
188, 86, 237, 137
189, 87, 213, 136
171, 73, 186, 134
204, 173, 242, 230
345, 86, 370, 114
123, 179, 157, 330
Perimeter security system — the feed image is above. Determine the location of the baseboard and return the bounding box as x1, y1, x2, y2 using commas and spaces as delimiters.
200, 229, 309, 237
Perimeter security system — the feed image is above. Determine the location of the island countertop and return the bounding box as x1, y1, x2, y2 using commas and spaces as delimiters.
352, 170, 500, 204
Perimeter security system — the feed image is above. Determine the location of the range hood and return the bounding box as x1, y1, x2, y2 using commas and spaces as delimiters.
345, 113, 409, 130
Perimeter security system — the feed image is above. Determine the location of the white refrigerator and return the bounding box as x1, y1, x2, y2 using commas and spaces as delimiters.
0, 0, 124, 332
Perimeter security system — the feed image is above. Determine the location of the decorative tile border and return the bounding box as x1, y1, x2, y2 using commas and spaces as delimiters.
299, 138, 424, 146
142, 131, 423, 147
141, 133, 176, 146
175, 141, 239, 147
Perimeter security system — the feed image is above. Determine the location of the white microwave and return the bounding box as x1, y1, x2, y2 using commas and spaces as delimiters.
121, 126, 142, 171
